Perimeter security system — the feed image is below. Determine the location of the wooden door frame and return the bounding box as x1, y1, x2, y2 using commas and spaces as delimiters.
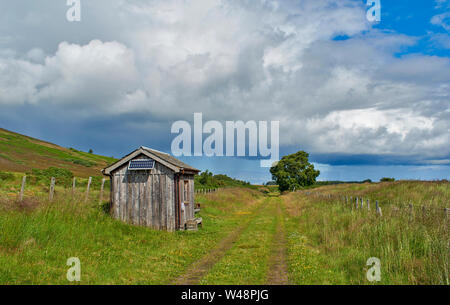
174, 174, 182, 230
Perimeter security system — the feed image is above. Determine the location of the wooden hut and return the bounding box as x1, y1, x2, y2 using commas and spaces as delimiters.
102, 146, 200, 231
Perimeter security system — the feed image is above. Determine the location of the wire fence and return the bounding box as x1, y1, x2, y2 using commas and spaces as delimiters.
303, 191, 449, 219
17, 175, 106, 204
195, 188, 220, 194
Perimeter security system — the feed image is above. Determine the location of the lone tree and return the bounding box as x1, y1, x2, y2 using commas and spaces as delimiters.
270, 151, 320, 192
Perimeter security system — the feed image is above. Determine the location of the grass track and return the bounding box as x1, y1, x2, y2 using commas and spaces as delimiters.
199, 197, 278, 285
266, 197, 289, 284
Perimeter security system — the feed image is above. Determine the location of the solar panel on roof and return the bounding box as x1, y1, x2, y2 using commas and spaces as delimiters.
128, 159, 155, 170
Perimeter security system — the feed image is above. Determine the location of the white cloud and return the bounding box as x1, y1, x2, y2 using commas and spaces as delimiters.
0, 0, 449, 160
431, 33, 450, 49
434, 0, 450, 9
0, 40, 140, 114
431, 12, 450, 31
302, 108, 439, 154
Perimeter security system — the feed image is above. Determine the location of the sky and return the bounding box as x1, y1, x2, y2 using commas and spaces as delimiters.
0, 0, 449, 184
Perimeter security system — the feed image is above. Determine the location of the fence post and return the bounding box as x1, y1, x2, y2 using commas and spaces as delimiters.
72, 177, 76, 197
408, 203, 413, 217
355, 197, 358, 210
367, 199, 370, 211
85, 177, 92, 202
49, 177, 55, 201
99, 178, 106, 204
19, 175, 26, 202
360, 197, 364, 209
376, 201, 382, 216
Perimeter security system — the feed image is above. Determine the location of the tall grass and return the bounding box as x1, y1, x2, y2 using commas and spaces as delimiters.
283, 181, 449, 284
0, 187, 264, 284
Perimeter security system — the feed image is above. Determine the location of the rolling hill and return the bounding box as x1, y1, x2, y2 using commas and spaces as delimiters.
0, 128, 116, 177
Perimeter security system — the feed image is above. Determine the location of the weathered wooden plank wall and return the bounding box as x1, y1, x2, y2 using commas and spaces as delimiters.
109, 153, 194, 231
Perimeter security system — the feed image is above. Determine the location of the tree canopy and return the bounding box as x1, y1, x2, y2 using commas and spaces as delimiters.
270, 151, 320, 192
194, 170, 251, 189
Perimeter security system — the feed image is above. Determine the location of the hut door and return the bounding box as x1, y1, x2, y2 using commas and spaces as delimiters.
175, 175, 182, 230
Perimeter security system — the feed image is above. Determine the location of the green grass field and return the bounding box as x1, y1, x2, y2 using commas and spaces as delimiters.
0, 176, 448, 284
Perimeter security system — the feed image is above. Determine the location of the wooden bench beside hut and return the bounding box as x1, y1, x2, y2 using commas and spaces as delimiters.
102, 146, 200, 231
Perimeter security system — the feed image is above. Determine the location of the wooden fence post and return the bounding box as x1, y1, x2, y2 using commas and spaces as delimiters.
376, 200, 382, 216
367, 199, 370, 211
49, 177, 55, 201
85, 177, 92, 202
72, 177, 76, 196
355, 197, 358, 210
360, 197, 364, 209
99, 178, 106, 204
409, 204, 413, 217
19, 175, 26, 201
